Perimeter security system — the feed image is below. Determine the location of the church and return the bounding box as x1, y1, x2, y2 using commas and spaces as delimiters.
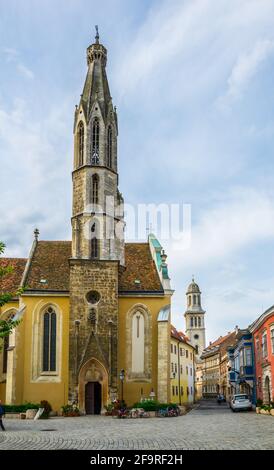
0, 32, 175, 414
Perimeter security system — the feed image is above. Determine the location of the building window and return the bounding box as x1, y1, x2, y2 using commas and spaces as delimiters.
172, 386, 175, 396
91, 237, 98, 259
181, 386, 183, 395
193, 295, 197, 305
186, 366, 188, 375
271, 329, 274, 354
194, 317, 197, 327
175, 363, 177, 373
171, 363, 174, 372
92, 174, 99, 204
43, 307, 57, 372
132, 312, 145, 373
191, 317, 194, 327
195, 345, 199, 354
186, 350, 189, 359
176, 386, 178, 396
190, 367, 192, 376
91, 118, 100, 164
77, 121, 84, 167
180, 348, 183, 356
262, 332, 268, 358
188, 296, 191, 306
187, 386, 189, 396
107, 126, 112, 167
174, 345, 177, 355
198, 317, 201, 327
180, 365, 183, 374
190, 352, 192, 360
245, 347, 252, 366
171, 344, 173, 353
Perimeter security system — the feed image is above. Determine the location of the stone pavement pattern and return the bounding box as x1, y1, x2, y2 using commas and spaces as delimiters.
0, 401, 274, 450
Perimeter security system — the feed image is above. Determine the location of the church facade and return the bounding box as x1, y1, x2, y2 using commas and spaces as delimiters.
0, 33, 173, 413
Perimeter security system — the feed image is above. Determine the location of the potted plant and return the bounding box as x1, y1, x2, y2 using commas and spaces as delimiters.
61, 404, 80, 417
40, 400, 52, 419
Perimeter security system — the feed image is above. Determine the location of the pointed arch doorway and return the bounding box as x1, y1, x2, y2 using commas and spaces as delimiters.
78, 358, 108, 415
85, 382, 102, 415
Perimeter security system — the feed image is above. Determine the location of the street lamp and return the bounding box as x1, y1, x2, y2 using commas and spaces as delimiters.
119, 369, 125, 403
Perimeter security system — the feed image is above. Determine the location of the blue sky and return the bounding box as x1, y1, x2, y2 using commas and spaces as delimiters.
1, 0, 274, 342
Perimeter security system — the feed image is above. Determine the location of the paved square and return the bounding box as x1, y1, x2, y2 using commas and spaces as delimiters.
0, 402, 274, 450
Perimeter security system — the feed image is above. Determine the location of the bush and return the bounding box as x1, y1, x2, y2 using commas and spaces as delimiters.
4, 402, 40, 413
40, 400, 52, 419
132, 400, 177, 412
61, 404, 80, 417
256, 398, 263, 407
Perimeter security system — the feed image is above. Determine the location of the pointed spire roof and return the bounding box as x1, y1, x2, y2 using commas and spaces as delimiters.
79, 27, 112, 122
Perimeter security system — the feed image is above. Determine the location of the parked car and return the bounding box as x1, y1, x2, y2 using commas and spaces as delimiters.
230, 394, 252, 412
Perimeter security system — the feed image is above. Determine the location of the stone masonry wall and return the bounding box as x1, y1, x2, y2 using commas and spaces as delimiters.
69, 259, 119, 404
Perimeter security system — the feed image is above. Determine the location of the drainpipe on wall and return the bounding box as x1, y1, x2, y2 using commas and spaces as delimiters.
178, 339, 181, 405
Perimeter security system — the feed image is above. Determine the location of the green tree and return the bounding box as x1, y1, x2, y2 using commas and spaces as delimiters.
0, 242, 22, 346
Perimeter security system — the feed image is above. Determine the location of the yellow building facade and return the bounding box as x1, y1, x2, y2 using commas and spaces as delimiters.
170, 326, 195, 405
0, 32, 174, 414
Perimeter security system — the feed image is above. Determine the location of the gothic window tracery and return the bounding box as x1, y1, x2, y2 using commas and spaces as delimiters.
92, 174, 99, 204
77, 121, 84, 167
107, 125, 112, 167
92, 118, 100, 164
43, 307, 57, 372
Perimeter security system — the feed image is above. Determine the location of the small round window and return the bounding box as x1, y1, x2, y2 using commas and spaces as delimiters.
86, 291, 100, 305
194, 334, 199, 340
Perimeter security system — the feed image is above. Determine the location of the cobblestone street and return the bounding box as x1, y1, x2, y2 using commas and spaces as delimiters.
0, 401, 274, 450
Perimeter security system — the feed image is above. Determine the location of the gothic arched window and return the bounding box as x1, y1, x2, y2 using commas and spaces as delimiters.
193, 295, 197, 305
191, 317, 194, 327
92, 118, 100, 164
194, 317, 197, 327
43, 307, 57, 372
91, 223, 99, 259
132, 312, 145, 373
198, 317, 201, 327
77, 121, 84, 167
92, 174, 99, 204
107, 126, 112, 167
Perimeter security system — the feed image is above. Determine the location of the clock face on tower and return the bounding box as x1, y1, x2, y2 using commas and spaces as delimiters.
194, 334, 199, 340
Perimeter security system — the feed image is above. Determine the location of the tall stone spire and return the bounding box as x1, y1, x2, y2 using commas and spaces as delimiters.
72, 30, 124, 264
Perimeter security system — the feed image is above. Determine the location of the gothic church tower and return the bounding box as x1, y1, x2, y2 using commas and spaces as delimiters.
69, 29, 124, 410
184, 278, 206, 357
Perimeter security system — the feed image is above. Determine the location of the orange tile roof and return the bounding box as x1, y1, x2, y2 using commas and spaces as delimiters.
22, 241, 163, 293
0, 258, 27, 295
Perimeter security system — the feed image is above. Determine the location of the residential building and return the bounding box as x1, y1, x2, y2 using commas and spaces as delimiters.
250, 306, 274, 404
170, 326, 195, 405
227, 328, 255, 404
201, 332, 236, 398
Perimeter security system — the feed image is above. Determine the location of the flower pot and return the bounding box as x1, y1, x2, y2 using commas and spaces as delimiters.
270, 409, 274, 416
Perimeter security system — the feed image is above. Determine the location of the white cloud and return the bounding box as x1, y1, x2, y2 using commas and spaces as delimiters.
218, 39, 274, 108
17, 63, 34, 80
168, 187, 274, 268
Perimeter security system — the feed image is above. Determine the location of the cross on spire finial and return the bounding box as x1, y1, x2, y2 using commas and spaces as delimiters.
95, 25, 99, 44
192, 275, 195, 282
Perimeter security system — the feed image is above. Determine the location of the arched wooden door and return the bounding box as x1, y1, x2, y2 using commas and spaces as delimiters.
85, 382, 102, 415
